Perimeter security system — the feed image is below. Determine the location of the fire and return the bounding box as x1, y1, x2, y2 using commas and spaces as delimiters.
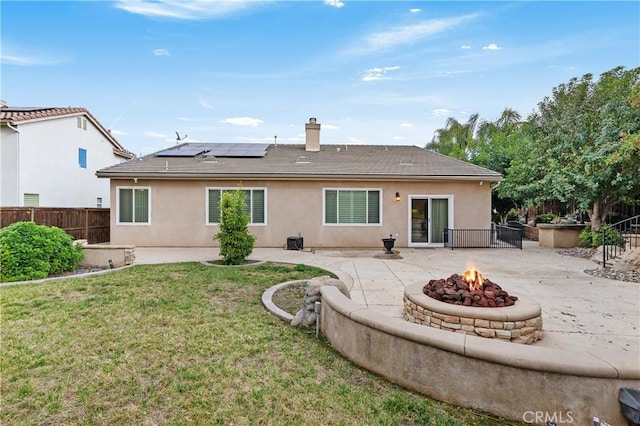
462, 267, 485, 291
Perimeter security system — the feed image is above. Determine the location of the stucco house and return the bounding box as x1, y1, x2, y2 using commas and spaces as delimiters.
1, 102, 133, 207
97, 118, 502, 248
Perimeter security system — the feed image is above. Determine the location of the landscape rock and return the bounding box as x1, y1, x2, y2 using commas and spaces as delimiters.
291, 276, 349, 328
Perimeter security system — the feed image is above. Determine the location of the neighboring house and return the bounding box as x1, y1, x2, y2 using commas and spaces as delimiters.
0, 102, 133, 207
97, 118, 502, 248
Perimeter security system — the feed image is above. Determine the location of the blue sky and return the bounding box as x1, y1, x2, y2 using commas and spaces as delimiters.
2, 1, 638, 156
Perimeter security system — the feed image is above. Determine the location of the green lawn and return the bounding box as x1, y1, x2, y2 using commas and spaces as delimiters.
1, 262, 515, 425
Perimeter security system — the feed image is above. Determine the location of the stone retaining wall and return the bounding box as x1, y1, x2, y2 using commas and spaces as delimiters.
404, 297, 543, 344
319, 285, 639, 426
78, 243, 136, 268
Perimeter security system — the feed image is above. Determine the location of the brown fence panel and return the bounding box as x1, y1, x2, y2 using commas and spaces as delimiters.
0, 208, 33, 227
0, 207, 110, 243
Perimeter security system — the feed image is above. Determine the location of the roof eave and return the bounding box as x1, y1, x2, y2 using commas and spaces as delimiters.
96, 171, 503, 181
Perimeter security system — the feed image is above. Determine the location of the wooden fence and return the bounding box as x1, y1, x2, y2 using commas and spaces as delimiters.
0, 207, 110, 244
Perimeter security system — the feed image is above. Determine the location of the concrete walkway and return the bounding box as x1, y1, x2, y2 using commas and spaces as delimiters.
134, 242, 640, 355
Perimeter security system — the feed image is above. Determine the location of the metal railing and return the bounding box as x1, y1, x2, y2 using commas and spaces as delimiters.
603, 215, 640, 268
444, 226, 523, 250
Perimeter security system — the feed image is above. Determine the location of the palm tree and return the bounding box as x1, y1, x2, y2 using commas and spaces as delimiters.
426, 113, 481, 161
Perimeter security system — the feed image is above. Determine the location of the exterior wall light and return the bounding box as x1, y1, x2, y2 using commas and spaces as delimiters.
395, 192, 401, 202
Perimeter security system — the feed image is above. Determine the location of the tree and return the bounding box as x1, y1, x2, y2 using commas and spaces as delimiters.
501, 66, 640, 229
213, 188, 256, 265
426, 113, 482, 161
427, 108, 528, 223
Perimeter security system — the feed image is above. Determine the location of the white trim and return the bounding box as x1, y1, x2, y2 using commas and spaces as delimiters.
205, 186, 267, 226
116, 186, 152, 225
407, 194, 454, 247
322, 187, 383, 226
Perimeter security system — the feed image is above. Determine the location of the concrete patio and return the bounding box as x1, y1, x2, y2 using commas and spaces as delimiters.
135, 241, 640, 355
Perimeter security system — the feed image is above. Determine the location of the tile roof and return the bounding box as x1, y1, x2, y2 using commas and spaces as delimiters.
0, 106, 134, 159
96, 143, 503, 181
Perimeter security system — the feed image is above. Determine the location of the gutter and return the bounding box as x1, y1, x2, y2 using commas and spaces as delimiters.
95, 171, 504, 182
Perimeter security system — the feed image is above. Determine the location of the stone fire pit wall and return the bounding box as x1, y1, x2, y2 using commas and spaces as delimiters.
403, 283, 542, 344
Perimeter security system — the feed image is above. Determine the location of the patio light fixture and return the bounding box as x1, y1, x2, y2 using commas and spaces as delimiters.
395, 192, 401, 202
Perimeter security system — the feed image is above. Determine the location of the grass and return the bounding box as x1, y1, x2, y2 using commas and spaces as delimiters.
1, 262, 516, 425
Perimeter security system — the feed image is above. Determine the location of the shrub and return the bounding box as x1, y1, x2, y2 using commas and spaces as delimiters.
0, 221, 84, 282
213, 189, 256, 265
506, 211, 519, 222
535, 213, 557, 224
579, 225, 623, 248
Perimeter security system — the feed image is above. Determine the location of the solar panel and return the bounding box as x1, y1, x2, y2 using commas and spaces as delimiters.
157, 143, 211, 157
158, 143, 269, 158
204, 143, 269, 158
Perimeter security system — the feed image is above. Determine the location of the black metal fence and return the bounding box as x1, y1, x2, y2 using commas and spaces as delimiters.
603, 215, 640, 268
444, 226, 523, 249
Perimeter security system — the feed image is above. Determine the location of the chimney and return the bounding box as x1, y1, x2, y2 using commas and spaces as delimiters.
0, 100, 7, 108
305, 117, 320, 152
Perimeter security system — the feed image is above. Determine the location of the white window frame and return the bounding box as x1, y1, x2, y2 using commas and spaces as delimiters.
116, 186, 151, 225
323, 187, 383, 226
206, 187, 267, 226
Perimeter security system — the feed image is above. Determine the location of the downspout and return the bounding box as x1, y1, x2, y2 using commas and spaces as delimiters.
5, 122, 20, 206
490, 181, 502, 191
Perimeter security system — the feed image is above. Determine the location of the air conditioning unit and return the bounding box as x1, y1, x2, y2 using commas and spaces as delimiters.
287, 236, 303, 250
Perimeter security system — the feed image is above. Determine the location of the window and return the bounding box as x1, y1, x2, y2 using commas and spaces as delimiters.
78, 148, 87, 168
96, 197, 103, 208
207, 188, 266, 225
24, 193, 39, 207
324, 189, 381, 225
77, 117, 87, 130
117, 187, 150, 224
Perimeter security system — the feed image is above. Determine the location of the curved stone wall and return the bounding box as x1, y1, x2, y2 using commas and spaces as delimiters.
319, 286, 640, 426
403, 283, 543, 344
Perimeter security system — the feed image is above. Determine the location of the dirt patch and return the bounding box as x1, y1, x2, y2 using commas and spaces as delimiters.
271, 282, 307, 315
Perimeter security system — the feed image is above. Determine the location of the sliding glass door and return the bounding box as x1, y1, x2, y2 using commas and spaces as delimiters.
409, 196, 452, 246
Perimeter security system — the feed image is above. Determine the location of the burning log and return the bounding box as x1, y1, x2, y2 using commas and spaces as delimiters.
423, 270, 518, 307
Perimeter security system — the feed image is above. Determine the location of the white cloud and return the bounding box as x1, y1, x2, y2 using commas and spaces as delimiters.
400, 123, 414, 128
221, 117, 265, 127
409, 8, 421, 13
461, 44, 471, 49
324, 0, 344, 8
153, 48, 170, 56
392, 135, 406, 141
353, 14, 478, 55
347, 136, 366, 144
1, 43, 69, 66
114, 0, 266, 20
431, 108, 452, 116
198, 100, 212, 109
322, 123, 340, 130
482, 43, 501, 50
109, 129, 128, 136
362, 65, 400, 82
145, 131, 168, 138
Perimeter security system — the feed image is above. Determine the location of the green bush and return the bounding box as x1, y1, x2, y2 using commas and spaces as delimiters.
535, 213, 557, 224
579, 225, 623, 248
506, 211, 519, 221
0, 221, 84, 282
213, 189, 256, 265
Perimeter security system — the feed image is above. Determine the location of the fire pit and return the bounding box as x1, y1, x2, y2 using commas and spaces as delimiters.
423, 267, 518, 307
404, 267, 543, 344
